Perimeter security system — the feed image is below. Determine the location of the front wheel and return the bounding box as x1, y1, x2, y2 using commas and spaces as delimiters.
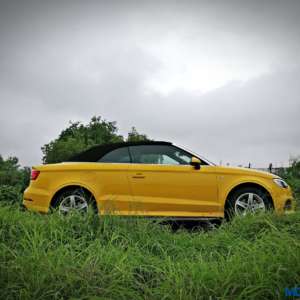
226, 187, 273, 219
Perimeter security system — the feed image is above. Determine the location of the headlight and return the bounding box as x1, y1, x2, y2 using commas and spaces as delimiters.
273, 178, 289, 188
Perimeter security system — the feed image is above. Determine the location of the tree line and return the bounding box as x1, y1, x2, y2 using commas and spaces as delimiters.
42, 116, 148, 163
0, 115, 299, 204
0, 116, 148, 202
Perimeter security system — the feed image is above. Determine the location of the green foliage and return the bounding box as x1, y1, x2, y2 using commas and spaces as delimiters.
0, 208, 300, 299
127, 126, 149, 142
0, 116, 149, 199
0, 155, 21, 186
0, 155, 30, 192
42, 116, 148, 163
279, 158, 300, 203
42, 116, 123, 163
0, 185, 21, 204
286, 160, 300, 191
41, 137, 89, 164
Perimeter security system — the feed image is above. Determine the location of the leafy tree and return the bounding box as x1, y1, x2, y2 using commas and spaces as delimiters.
42, 116, 148, 163
21, 167, 31, 190
0, 185, 21, 204
0, 155, 30, 192
127, 126, 149, 142
42, 116, 124, 163
41, 137, 88, 164
0, 117, 149, 204
279, 158, 300, 194
0, 156, 22, 187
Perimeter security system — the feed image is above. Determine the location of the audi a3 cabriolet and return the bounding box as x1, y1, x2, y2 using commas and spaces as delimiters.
23, 141, 295, 218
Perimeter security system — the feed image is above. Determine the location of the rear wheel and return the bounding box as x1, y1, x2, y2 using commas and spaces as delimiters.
52, 187, 97, 215
226, 187, 273, 219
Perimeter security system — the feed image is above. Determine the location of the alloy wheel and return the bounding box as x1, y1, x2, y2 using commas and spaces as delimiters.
58, 194, 88, 214
234, 192, 266, 216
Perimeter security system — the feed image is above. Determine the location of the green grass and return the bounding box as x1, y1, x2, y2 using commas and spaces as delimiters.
1, 206, 300, 300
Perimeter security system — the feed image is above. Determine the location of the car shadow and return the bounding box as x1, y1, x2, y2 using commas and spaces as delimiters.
161, 219, 223, 232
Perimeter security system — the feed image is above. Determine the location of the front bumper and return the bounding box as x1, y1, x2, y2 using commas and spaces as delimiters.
272, 186, 296, 214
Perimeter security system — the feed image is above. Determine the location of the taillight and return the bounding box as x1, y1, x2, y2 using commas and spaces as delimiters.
31, 169, 40, 180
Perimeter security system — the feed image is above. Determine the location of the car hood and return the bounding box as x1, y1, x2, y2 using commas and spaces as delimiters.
213, 165, 278, 179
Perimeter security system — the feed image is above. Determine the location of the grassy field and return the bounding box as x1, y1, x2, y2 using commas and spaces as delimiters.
0, 205, 300, 300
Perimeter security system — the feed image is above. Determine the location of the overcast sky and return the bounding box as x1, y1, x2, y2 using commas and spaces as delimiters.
0, 0, 300, 167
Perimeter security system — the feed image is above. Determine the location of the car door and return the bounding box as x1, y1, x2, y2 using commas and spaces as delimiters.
127, 145, 221, 217
96, 146, 133, 215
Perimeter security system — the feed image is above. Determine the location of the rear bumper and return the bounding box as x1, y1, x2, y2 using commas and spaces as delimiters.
23, 186, 51, 213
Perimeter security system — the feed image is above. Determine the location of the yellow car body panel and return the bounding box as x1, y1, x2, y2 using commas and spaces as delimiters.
127, 164, 221, 217
214, 166, 294, 212
23, 160, 295, 218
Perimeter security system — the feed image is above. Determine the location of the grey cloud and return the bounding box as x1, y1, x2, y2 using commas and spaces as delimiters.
0, 0, 299, 167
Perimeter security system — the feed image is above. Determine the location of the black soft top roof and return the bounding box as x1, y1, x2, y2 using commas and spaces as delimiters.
67, 141, 172, 162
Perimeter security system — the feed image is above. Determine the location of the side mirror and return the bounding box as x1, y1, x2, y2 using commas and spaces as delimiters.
190, 157, 201, 170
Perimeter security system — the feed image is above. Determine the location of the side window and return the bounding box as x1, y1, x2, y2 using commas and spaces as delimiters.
129, 145, 193, 165
98, 147, 130, 163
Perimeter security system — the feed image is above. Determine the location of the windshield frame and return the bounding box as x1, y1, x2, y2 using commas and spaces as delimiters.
173, 144, 216, 166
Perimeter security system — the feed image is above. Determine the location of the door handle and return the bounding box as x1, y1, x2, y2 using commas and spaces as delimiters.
132, 173, 145, 179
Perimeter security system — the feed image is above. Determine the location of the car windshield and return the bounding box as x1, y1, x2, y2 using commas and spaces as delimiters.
175, 144, 216, 166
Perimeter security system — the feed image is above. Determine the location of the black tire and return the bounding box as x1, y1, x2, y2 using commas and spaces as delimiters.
52, 187, 97, 215
225, 186, 273, 220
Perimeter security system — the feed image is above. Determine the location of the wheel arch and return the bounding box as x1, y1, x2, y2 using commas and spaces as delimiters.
50, 183, 97, 208
224, 182, 274, 211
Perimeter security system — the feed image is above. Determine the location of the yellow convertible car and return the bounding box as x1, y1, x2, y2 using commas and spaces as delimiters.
23, 141, 295, 219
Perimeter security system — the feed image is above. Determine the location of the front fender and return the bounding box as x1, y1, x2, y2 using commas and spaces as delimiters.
219, 176, 274, 207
